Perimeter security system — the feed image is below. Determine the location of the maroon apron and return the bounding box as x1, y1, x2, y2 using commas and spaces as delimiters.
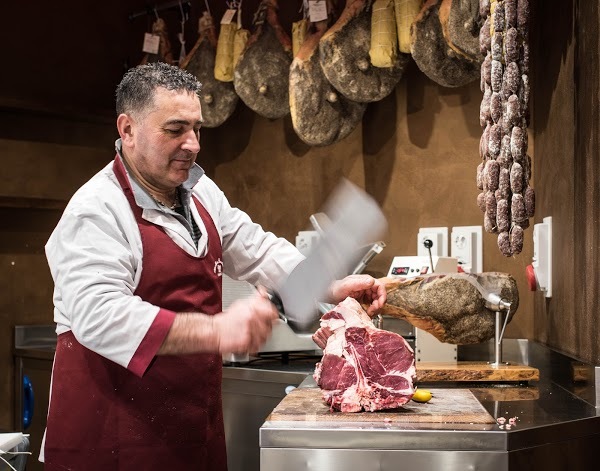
44, 156, 227, 470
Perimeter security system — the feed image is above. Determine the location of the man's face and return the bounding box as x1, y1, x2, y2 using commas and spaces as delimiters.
124, 87, 203, 190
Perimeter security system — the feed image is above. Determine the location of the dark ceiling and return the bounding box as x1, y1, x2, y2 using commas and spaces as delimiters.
0, 0, 305, 118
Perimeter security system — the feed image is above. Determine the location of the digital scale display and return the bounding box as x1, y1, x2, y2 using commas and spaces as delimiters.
391, 266, 410, 276
391, 266, 430, 276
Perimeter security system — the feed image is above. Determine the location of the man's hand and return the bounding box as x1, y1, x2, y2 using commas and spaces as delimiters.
212, 292, 279, 354
328, 274, 387, 316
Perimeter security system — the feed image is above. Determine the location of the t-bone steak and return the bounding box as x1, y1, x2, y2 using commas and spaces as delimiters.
313, 298, 416, 412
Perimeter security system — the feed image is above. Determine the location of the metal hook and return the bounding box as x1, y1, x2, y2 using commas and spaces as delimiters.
154, 7, 159, 20
178, 0, 188, 22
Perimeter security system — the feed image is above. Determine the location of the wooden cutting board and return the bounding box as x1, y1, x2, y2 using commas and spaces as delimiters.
268, 387, 495, 424
416, 362, 539, 382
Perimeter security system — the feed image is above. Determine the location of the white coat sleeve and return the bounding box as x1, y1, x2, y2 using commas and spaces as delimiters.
46, 191, 175, 376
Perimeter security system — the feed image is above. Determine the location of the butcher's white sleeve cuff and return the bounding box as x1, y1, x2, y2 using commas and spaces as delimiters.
127, 308, 176, 377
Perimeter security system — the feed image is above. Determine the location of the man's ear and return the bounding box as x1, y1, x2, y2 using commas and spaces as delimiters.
117, 113, 134, 146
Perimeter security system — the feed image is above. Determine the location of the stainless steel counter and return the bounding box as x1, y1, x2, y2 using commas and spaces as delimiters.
14, 327, 600, 471
259, 341, 600, 471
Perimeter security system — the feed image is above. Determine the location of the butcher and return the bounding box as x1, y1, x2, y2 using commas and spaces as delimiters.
40, 62, 386, 471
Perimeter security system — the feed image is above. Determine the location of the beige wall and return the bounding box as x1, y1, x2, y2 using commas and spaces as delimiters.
0, 113, 115, 431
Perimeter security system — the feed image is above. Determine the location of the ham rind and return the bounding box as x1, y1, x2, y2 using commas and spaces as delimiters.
313, 298, 416, 413
410, 0, 480, 88
379, 272, 520, 344
233, 0, 292, 119
290, 22, 366, 146
439, 0, 484, 62
318, 0, 410, 103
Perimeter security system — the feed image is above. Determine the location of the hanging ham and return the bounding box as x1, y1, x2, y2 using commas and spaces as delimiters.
140, 18, 174, 65
439, 0, 483, 62
233, 0, 292, 119
180, 12, 238, 128
319, 0, 410, 103
290, 20, 367, 146
410, 0, 480, 87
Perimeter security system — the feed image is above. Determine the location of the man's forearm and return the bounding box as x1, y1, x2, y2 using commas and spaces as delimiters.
157, 312, 220, 355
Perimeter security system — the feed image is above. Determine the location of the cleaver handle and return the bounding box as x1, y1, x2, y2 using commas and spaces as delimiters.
266, 289, 288, 324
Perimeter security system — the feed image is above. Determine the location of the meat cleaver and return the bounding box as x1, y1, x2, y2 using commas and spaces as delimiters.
269, 179, 387, 333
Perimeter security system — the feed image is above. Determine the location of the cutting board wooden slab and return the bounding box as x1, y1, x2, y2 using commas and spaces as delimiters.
416, 362, 539, 382
268, 387, 495, 424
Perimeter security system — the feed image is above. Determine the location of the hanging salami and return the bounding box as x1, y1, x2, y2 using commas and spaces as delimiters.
477, 0, 534, 256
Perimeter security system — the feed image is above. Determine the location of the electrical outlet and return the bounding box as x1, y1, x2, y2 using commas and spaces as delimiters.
417, 227, 448, 257
451, 226, 483, 273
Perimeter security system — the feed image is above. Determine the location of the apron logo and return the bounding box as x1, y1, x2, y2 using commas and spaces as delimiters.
214, 258, 223, 277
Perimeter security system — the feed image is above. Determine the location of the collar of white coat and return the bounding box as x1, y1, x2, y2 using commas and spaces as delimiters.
114, 138, 205, 211
114, 139, 208, 257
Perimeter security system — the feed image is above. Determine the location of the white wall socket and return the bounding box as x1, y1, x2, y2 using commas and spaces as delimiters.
417, 227, 448, 257
451, 226, 483, 273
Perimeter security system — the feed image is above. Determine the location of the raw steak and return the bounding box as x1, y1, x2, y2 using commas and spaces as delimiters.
410, 0, 480, 87
180, 13, 239, 128
379, 272, 519, 344
319, 0, 410, 103
234, 0, 292, 119
290, 21, 366, 146
313, 298, 416, 413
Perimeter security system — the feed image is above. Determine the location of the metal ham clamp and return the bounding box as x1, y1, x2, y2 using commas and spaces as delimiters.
269, 179, 387, 333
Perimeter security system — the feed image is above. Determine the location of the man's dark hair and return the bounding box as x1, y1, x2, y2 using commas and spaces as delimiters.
115, 62, 202, 116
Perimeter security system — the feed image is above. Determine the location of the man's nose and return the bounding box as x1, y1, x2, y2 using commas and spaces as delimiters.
182, 129, 200, 153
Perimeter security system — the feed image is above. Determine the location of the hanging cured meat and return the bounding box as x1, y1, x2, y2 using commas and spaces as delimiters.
180, 12, 238, 128
319, 0, 410, 103
369, 0, 398, 68
439, 0, 484, 61
214, 22, 237, 82
379, 272, 520, 344
140, 18, 174, 65
290, 20, 367, 146
292, 18, 309, 57
410, 0, 480, 87
395, 0, 422, 54
233, 0, 292, 119
477, 0, 534, 256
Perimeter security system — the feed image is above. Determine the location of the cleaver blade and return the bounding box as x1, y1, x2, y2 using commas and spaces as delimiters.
273, 179, 387, 333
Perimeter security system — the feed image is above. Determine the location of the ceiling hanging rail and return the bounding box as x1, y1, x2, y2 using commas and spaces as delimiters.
129, 0, 192, 21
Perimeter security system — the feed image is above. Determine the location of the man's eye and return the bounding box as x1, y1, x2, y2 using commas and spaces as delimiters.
165, 128, 182, 134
